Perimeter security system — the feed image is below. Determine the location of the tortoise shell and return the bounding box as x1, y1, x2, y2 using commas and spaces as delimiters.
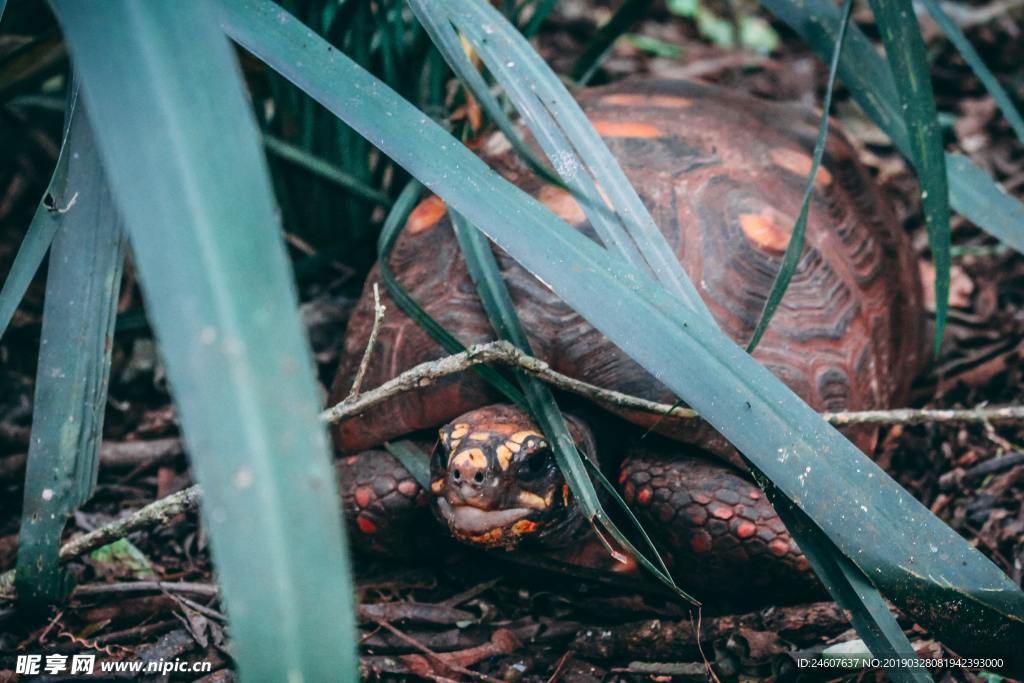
330, 78, 924, 461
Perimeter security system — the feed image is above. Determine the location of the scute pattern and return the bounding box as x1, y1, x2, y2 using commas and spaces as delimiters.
620, 454, 818, 597
330, 77, 923, 464
336, 449, 436, 556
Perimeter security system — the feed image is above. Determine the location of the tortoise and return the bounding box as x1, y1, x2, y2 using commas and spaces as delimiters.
330, 78, 924, 599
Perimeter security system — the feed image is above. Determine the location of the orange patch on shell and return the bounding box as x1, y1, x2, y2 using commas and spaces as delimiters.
739, 210, 792, 253
590, 120, 663, 139
602, 93, 692, 108
711, 505, 734, 521
770, 147, 833, 187
407, 195, 447, 234
537, 185, 586, 225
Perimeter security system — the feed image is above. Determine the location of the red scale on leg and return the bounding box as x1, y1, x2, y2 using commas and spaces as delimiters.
689, 530, 713, 554
354, 487, 372, 509
618, 453, 822, 600
357, 514, 377, 534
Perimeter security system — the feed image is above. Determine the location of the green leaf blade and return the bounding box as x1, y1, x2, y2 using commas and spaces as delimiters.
221, 0, 1024, 670
760, 0, 1024, 256
918, 0, 1024, 146
747, 0, 853, 352
15, 97, 125, 605
866, 0, 951, 355
53, 2, 357, 679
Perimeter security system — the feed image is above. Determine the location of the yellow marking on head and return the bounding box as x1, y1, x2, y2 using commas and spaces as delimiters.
770, 147, 833, 187
496, 445, 515, 471
451, 448, 487, 470
448, 438, 462, 454
449, 424, 469, 439
511, 520, 539, 535
468, 432, 491, 441
430, 479, 444, 493
504, 440, 521, 454
509, 430, 543, 445
517, 491, 548, 510
590, 120, 663, 139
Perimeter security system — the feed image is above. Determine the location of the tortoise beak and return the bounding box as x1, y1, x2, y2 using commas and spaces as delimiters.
435, 499, 532, 534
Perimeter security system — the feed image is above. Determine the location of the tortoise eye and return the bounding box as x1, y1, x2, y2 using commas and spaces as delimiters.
517, 448, 553, 481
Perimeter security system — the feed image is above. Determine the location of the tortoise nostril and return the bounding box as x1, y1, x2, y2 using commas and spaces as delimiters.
473, 471, 485, 484
452, 469, 461, 481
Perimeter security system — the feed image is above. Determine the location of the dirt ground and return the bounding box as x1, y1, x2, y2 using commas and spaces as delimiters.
0, 1, 1022, 681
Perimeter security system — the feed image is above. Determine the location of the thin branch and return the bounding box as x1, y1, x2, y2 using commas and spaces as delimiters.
320, 340, 1024, 428
0, 486, 202, 595
2, 344, 1021, 600
346, 282, 386, 400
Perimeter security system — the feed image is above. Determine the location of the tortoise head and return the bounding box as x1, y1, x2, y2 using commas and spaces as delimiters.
429, 404, 588, 550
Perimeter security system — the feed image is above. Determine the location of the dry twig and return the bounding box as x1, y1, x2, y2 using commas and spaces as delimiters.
3, 343, 1022, 599
347, 283, 385, 400
321, 340, 1024, 428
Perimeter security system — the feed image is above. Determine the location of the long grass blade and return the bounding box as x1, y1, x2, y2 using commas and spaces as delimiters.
428, 0, 716, 325
753, 467, 931, 681
867, 0, 951, 356
52, 3, 357, 679
945, 153, 1024, 253
918, 0, 1024, 145
521, 0, 558, 37
220, 0, 1024, 668
15, 98, 125, 606
0, 85, 80, 340
760, 0, 1024, 257
377, 181, 527, 405
263, 134, 393, 205
746, 0, 852, 352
